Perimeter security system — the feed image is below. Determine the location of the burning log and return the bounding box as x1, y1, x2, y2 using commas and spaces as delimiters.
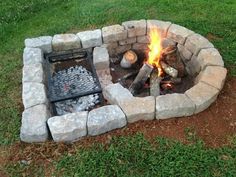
150, 69, 162, 97
129, 63, 153, 95
120, 50, 137, 68
160, 61, 178, 78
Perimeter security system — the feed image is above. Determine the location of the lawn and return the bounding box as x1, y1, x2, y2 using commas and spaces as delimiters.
0, 0, 236, 176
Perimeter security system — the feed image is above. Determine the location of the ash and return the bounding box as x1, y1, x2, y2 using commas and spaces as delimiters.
55, 93, 100, 116
51, 65, 99, 98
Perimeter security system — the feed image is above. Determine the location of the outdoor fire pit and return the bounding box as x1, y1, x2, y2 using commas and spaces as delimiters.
21, 19, 227, 143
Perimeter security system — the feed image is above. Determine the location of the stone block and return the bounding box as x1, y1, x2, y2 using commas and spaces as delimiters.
102, 25, 127, 43
87, 105, 126, 136
101, 42, 118, 57
132, 43, 148, 51
47, 111, 88, 142
185, 33, 214, 56
96, 68, 113, 89
20, 104, 50, 142
103, 83, 133, 105
197, 48, 224, 70
25, 36, 52, 53
185, 55, 201, 76
77, 29, 102, 48
116, 44, 131, 54
22, 82, 47, 109
22, 64, 44, 83
137, 35, 150, 44
156, 94, 195, 119
167, 24, 194, 44
161, 38, 177, 49
177, 44, 193, 63
119, 37, 136, 45
52, 34, 81, 51
196, 66, 227, 91
185, 82, 219, 114
119, 96, 155, 123
93, 47, 110, 70
122, 20, 146, 37
147, 20, 171, 37
23, 48, 43, 65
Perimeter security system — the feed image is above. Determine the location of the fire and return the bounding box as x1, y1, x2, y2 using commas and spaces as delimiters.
147, 28, 163, 76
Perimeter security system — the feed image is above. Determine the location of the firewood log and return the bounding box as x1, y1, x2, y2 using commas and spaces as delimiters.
150, 69, 162, 97
120, 50, 137, 68
160, 61, 178, 78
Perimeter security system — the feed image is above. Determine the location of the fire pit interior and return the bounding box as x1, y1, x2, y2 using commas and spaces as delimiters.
21, 19, 227, 143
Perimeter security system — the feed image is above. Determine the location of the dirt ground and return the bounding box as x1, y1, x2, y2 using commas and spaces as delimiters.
1, 77, 236, 174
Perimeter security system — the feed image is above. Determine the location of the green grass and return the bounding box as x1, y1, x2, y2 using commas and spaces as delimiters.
0, 0, 236, 176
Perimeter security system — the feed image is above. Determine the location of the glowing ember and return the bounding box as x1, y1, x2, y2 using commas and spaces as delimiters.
147, 27, 163, 76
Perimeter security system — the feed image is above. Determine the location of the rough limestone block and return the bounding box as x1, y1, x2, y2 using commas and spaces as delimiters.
177, 44, 193, 63
22, 82, 47, 109
119, 96, 155, 123
186, 55, 201, 76
185, 82, 219, 114
197, 48, 224, 70
93, 47, 109, 70
22, 64, 44, 83
25, 36, 52, 53
167, 24, 194, 44
20, 104, 50, 143
101, 42, 118, 57
103, 83, 133, 105
52, 34, 81, 51
23, 48, 43, 65
102, 25, 127, 43
77, 29, 102, 48
96, 69, 113, 89
161, 38, 177, 49
47, 111, 88, 142
147, 20, 172, 37
116, 44, 132, 54
156, 94, 195, 119
119, 37, 136, 45
196, 66, 227, 91
132, 43, 148, 51
87, 105, 126, 136
185, 33, 214, 56
137, 35, 150, 44
122, 20, 146, 37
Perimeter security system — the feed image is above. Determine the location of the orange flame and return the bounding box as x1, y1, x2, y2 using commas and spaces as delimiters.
147, 28, 163, 76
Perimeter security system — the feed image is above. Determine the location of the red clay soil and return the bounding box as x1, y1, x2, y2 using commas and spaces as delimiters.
2, 76, 236, 172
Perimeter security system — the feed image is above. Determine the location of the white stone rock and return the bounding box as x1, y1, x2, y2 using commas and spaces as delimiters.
22, 82, 47, 109
137, 35, 150, 44
167, 24, 194, 44
122, 20, 146, 37
52, 34, 81, 51
93, 47, 110, 70
119, 96, 155, 123
185, 33, 214, 55
147, 20, 171, 37
156, 93, 195, 119
25, 36, 52, 53
197, 48, 224, 70
196, 66, 227, 91
22, 64, 44, 83
177, 44, 193, 63
102, 25, 127, 43
103, 83, 133, 105
47, 111, 88, 142
119, 37, 136, 45
185, 82, 219, 114
161, 38, 177, 49
23, 48, 43, 65
87, 105, 126, 136
20, 104, 50, 143
77, 29, 102, 48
